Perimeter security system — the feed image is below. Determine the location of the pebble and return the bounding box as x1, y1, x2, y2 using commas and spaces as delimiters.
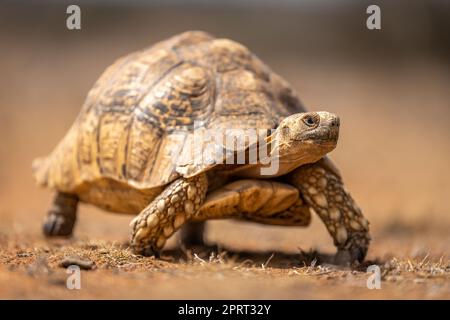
59, 257, 95, 270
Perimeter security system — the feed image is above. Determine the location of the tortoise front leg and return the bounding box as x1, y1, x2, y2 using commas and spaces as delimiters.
130, 173, 208, 256
43, 192, 78, 237
288, 158, 371, 264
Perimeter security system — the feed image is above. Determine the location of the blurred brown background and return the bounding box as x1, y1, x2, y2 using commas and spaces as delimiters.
0, 0, 449, 298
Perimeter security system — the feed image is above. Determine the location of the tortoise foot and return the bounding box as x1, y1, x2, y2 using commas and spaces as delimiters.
42, 192, 78, 237
334, 248, 364, 266
132, 244, 160, 258
43, 212, 75, 237
334, 234, 370, 266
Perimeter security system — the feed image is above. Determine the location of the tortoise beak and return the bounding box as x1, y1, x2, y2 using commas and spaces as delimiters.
317, 112, 340, 143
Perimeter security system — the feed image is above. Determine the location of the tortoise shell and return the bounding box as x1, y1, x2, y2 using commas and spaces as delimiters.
33, 31, 306, 199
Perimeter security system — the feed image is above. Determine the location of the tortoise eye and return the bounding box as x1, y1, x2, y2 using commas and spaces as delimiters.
302, 114, 317, 127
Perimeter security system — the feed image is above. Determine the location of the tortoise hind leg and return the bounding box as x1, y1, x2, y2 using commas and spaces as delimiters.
243, 198, 312, 226
179, 221, 206, 246
191, 179, 299, 222
180, 179, 302, 250
178, 179, 301, 248
43, 192, 78, 237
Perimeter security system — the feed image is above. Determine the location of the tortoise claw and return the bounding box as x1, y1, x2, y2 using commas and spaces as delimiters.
334, 248, 365, 266
334, 231, 370, 265
132, 244, 160, 258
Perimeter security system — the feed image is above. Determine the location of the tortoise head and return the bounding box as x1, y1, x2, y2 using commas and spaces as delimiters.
268, 111, 340, 174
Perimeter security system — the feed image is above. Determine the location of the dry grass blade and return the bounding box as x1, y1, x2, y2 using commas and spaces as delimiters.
261, 253, 275, 269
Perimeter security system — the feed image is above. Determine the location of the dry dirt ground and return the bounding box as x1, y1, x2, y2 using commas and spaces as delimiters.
0, 225, 449, 299
1, 5, 449, 299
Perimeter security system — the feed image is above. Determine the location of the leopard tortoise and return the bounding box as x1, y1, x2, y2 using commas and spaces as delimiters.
32, 31, 370, 263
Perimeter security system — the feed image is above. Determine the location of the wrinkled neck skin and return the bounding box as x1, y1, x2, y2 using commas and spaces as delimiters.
269, 145, 326, 177
228, 132, 335, 179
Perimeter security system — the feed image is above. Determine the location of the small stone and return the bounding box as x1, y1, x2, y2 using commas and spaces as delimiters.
156, 199, 166, 212
414, 278, 425, 284
308, 187, 318, 195
167, 207, 175, 216
174, 214, 185, 228
187, 185, 197, 200
335, 195, 343, 203
308, 176, 317, 184
146, 214, 159, 228
328, 225, 335, 233
185, 200, 195, 214
163, 225, 173, 237
17, 252, 32, 258
60, 257, 95, 270
386, 275, 400, 282
313, 194, 328, 208
336, 227, 348, 244
329, 207, 341, 220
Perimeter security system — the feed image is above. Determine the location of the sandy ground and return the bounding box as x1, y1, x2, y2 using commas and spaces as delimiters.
0, 222, 449, 299
0, 4, 449, 299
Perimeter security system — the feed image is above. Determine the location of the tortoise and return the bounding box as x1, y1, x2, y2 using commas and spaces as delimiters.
32, 31, 370, 263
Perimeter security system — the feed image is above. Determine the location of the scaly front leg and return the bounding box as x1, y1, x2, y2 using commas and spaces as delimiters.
288, 157, 371, 264
130, 173, 208, 256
